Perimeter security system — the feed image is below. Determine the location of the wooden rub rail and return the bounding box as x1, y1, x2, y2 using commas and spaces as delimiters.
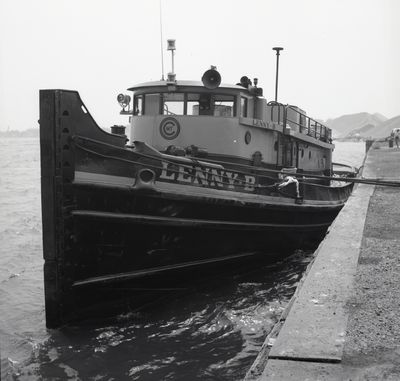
72, 252, 262, 287
72, 210, 332, 230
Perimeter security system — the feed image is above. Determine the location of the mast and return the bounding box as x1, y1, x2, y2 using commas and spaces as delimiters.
272, 47, 283, 102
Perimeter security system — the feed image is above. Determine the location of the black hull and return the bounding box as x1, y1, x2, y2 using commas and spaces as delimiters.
39, 90, 353, 327
71, 193, 332, 284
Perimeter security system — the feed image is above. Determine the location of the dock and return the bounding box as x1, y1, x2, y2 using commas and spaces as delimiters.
245, 143, 400, 380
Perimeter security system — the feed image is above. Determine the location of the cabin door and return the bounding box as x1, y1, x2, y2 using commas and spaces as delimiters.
279, 136, 297, 167
277, 135, 285, 167
292, 141, 298, 168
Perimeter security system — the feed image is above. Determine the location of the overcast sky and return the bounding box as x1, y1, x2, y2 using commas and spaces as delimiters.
0, 0, 399, 131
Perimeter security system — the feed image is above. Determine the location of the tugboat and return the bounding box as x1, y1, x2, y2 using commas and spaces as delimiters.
39, 46, 354, 327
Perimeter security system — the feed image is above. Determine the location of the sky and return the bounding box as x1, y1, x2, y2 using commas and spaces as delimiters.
0, 0, 399, 131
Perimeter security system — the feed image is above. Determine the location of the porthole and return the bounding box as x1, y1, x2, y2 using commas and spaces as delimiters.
245, 131, 251, 145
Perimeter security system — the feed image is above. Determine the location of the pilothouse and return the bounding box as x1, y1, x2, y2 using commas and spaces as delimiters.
117, 65, 333, 182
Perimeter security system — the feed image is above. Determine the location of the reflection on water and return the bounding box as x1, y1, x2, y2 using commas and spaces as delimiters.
0, 138, 366, 380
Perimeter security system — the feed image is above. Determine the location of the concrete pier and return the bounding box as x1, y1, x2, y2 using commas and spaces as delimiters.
246, 143, 400, 380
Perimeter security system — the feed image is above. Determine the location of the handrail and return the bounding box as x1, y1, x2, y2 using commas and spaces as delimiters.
267, 101, 285, 125
267, 102, 332, 143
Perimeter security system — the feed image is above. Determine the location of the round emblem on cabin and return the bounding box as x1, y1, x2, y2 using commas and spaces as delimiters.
245, 131, 251, 145
159, 117, 181, 140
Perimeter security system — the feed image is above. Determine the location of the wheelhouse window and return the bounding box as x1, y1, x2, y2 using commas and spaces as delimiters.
133, 92, 236, 117
144, 93, 160, 115
161, 93, 184, 115
240, 97, 248, 117
187, 93, 235, 117
134, 95, 144, 115
214, 95, 235, 117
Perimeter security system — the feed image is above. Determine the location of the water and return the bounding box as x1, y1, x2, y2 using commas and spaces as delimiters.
332, 141, 366, 168
0, 138, 365, 380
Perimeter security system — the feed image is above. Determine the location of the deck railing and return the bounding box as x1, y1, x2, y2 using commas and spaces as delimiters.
267, 102, 332, 143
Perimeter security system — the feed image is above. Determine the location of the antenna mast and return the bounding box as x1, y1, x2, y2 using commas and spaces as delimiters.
159, 0, 165, 81
272, 47, 283, 102
167, 39, 176, 76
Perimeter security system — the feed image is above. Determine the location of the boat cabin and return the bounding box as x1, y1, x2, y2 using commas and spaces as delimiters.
122, 70, 333, 175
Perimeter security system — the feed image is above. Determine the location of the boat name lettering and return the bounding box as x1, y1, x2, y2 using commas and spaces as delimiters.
159, 162, 255, 191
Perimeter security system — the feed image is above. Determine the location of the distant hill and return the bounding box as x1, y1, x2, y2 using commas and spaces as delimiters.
365, 115, 400, 139
0, 128, 39, 138
326, 112, 388, 138
372, 113, 387, 123
346, 123, 376, 137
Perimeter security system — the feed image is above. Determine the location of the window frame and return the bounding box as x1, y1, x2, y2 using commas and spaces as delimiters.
133, 94, 145, 115
160, 92, 186, 116
240, 96, 248, 118
134, 91, 238, 117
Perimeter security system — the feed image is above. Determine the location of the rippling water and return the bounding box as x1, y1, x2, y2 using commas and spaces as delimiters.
0, 138, 366, 380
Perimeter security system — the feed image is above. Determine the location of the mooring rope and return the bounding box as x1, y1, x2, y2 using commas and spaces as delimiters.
72, 136, 342, 190
70, 135, 399, 190
73, 140, 282, 190
73, 135, 280, 184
